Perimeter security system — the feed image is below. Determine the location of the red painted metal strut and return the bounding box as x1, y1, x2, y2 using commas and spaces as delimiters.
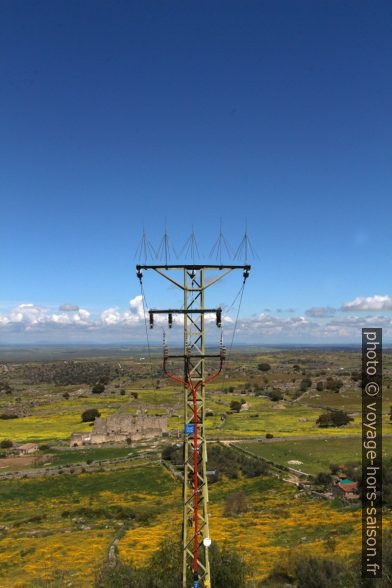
163, 347, 224, 575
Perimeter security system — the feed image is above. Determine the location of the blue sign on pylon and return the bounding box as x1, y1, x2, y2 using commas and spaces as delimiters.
184, 424, 195, 434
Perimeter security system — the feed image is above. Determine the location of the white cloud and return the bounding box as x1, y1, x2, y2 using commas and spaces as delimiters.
341, 295, 392, 311
0, 303, 92, 332
2, 294, 392, 342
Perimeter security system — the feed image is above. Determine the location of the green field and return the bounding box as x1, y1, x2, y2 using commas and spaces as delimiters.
239, 436, 392, 475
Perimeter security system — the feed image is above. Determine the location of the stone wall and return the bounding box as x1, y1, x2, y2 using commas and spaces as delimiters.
70, 414, 167, 446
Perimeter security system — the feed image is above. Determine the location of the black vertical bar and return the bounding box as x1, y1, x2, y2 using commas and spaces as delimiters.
362, 328, 382, 578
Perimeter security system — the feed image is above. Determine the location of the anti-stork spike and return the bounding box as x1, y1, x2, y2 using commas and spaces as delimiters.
181, 226, 200, 264
135, 227, 156, 264
234, 222, 259, 264
209, 219, 232, 265
156, 224, 177, 266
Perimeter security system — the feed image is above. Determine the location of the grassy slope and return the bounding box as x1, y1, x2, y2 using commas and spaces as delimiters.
239, 437, 392, 475
0, 462, 177, 587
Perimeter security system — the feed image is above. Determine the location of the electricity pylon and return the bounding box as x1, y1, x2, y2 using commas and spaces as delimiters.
136, 264, 250, 588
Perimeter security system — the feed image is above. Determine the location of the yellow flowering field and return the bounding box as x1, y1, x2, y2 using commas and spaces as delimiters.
0, 458, 390, 586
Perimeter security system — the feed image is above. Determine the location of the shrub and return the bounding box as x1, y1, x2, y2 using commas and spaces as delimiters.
95, 560, 139, 587
316, 410, 353, 428
266, 389, 283, 402
266, 433, 274, 439
81, 408, 101, 422
92, 382, 105, 394
120, 389, 126, 396
316, 381, 324, 392
325, 377, 343, 392
94, 538, 247, 588
131, 391, 138, 399
258, 362, 271, 372
0, 413, 18, 419
230, 400, 242, 413
91, 382, 105, 394
210, 542, 247, 587
0, 439, 13, 449
294, 555, 350, 587
224, 492, 251, 516
62, 392, 70, 399
300, 378, 312, 391
314, 472, 332, 486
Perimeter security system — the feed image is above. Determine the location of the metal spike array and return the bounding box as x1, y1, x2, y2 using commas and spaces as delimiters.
134, 227, 156, 264
156, 223, 177, 265
135, 223, 258, 264
234, 222, 259, 264
209, 219, 232, 265
180, 226, 200, 264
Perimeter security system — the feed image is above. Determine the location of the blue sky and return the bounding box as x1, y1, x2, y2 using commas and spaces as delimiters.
1, 1, 392, 343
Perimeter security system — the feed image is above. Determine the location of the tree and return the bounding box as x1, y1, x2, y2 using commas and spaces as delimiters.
210, 542, 247, 588
325, 377, 343, 392
314, 472, 332, 486
94, 538, 247, 588
0, 382, 12, 394
131, 391, 138, 399
316, 381, 324, 392
81, 408, 101, 422
300, 378, 312, 391
316, 410, 353, 428
266, 390, 283, 402
258, 362, 271, 372
230, 400, 242, 413
0, 439, 13, 449
92, 382, 105, 394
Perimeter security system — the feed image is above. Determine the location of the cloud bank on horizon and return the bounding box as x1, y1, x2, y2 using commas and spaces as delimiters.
1, 295, 392, 344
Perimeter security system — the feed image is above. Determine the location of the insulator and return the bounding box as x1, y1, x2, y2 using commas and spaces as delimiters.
168, 313, 173, 328
149, 311, 154, 329
220, 346, 227, 359
136, 270, 143, 281
243, 268, 250, 280
163, 345, 169, 359
216, 308, 222, 328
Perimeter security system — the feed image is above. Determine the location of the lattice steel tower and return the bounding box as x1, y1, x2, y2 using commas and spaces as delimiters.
136, 263, 250, 588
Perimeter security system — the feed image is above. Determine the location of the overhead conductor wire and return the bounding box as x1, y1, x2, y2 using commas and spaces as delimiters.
138, 275, 155, 390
